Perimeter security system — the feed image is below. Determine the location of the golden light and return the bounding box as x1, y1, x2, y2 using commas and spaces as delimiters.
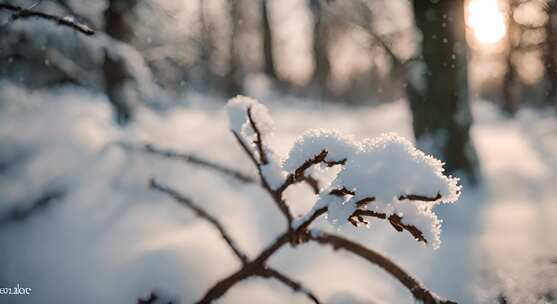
466, 0, 507, 44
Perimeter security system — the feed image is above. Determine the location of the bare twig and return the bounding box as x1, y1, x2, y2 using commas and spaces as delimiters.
231, 126, 293, 226
124, 140, 320, 194
306, 231, 456, 304
0, 3, 95, 36
0, 189, 65, 225
123, 142, 256, 184
150, 179, 249, 265
399, 193, 442, 202
388, 214, 427, 243
257, 267, 320, 304
276, 149, 346, 195
301, 175, 320, 194
247, 107, 268, 165
192, 187, 444, 303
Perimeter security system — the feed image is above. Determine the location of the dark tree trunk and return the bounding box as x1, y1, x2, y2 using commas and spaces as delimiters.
261, 0, 277, 80
407, 0, 479, 183
544, 0, 557, 105
198, 0, 215, 86
502, 5, 520, 115
227, 0, 243, 96
309, 0, 331, 92
103, 0, 139, 125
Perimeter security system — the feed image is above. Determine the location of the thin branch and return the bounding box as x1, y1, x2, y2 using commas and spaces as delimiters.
232, 131, 259, 168
150, 179, 249, 265
0, 189, 65, 225
232, 131, 293, 226
276, 149, 346, 195
127, 139, 319, 195
192, 189, 449, 303
399, 193, 441, 202
306, 231, 456, 304
194, 233, 292, 304
247, 107, 268, 165
0, 3, 95, 36
257, 267, 321, 304
301, 175, 320, 194
121, 142, 255, 184
330, 187, 355, 196
387, 214, 427, 243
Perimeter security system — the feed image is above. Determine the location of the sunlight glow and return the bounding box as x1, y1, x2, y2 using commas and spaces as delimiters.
466, 0, 507, 44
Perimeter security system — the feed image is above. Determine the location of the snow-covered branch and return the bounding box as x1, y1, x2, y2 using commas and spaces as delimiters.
286, 130, 460, 248
147, 95, 460, 303
227, 96, 293, 226
0, 3, 95, 36
305, 230, 456, 304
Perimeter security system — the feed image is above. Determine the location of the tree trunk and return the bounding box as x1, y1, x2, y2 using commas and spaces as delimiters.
309, 0, 331, 92
262, 0, 277, 80
198, 0, 214, 83
502, 5, 520, 115
227, 0, 243, 96
103, 0, 139, 125
407, 0, 479, 183
544, 0, 557, 105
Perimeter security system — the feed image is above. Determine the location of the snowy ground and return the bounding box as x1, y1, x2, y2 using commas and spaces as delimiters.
0, 82, 556, 303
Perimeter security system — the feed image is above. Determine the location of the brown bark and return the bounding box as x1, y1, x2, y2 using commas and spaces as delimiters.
407, 0, 479, 183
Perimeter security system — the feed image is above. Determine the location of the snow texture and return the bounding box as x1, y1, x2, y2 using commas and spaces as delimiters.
226, 96, 286, 189
227, 96, 459, 248
283, 129, 359, 172
286, 130, 460, 248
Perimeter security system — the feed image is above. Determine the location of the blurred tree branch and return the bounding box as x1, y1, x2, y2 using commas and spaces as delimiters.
0, 188, 65, 225
0, 3, 94, 35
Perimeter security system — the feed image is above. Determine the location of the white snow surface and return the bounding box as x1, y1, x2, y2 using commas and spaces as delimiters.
1, 84, 556, 304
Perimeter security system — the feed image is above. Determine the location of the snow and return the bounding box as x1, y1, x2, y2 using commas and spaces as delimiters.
283, 129, 359, 172
226, 96, 458, 248
226, 95, 274, 136
1, 84, 556, 304
225, 96, 286, 189
283, 126, 459, 248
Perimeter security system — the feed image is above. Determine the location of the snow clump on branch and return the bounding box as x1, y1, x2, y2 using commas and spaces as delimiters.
226, 95, 461, 249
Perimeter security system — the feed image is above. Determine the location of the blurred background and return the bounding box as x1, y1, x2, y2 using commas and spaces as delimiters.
0, 0, 556, 303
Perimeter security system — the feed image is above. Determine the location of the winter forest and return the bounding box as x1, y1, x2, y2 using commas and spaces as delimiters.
0, 0, 556, 303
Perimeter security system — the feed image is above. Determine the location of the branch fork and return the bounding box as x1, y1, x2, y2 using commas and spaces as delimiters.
148, 102, 457, 304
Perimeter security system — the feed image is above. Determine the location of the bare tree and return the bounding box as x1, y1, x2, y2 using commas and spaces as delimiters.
407, 0, 479, 183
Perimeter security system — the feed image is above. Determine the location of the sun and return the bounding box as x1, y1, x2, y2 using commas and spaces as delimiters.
466, 0, 507, 44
